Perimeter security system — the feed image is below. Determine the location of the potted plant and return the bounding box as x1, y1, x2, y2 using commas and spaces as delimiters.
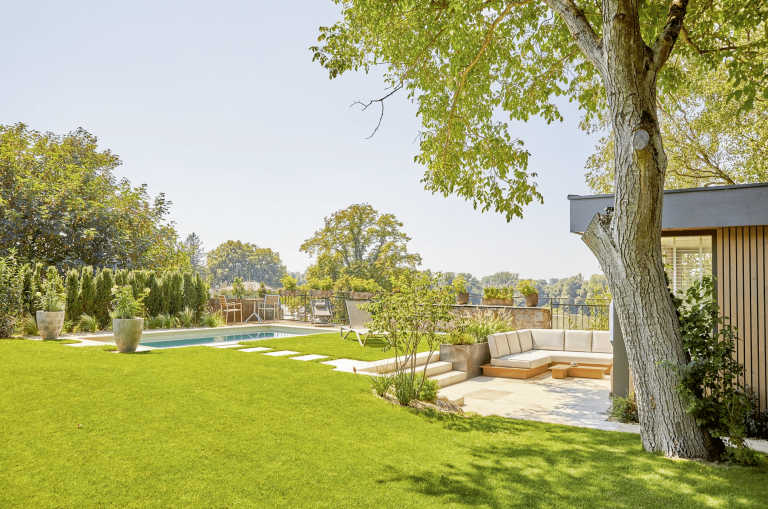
348, 277, 381, 300
279, 275, 299, 297
517, 279, 539, 307
35, 281, 66, 340
111, 285, 150, 353
452, 275, 469, 305
308, 277, 333, 298
481, 286, 515, 306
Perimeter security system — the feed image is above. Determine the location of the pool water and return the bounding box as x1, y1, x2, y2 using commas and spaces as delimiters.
142, 330, 317, 349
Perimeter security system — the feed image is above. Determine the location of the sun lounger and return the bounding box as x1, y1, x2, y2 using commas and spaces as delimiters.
340, 300, 387, 346
311, 298, 333, 325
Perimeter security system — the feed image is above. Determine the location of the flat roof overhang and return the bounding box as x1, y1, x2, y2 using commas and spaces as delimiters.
568, 183, 768, 234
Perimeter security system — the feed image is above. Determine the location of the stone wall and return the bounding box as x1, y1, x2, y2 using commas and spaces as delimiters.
450, 305, 551, 330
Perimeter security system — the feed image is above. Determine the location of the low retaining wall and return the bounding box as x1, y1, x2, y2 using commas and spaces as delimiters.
450, 305, 551, 330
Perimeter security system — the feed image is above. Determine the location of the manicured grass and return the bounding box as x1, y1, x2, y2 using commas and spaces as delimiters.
2, 339, 767, 508
238, 331, 430, 361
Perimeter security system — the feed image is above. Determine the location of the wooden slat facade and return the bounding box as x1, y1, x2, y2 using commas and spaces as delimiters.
716, 226, 768, 411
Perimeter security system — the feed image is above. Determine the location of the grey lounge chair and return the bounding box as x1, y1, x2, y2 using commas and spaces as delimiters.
311, 298, 333, 325
261, 294, 280, 321
340, 300, 387, 346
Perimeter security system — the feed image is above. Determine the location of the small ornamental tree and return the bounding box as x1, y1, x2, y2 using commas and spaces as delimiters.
312, 0, 767, 460
366, 271, 453, 405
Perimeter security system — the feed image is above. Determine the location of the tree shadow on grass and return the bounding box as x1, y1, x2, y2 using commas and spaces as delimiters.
382, 411, 768, 508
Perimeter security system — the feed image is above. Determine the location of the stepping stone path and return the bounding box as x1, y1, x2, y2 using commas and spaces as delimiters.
291, 354, 329, 361
211, 344, 245, 348
263, 350, 300, 357
238, 347, 274, 353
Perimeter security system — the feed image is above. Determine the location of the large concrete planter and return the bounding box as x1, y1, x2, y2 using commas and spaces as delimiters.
481, 298, 515, 306
36, 311, 65, 340
113, 318, 144, 353
439, 342, 491, 378
524, 293, 539, 307
349, 291, 375, 300
455, 292, 470, 305
309, 290, 333, 298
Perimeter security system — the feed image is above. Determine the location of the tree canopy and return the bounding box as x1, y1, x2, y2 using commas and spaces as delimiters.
300, 203, 422, 288
206, 240, 286, 287
182, 233, 207, 275
0, 123, 189, 271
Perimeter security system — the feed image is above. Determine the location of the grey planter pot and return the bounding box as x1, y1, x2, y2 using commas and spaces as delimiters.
113, 318, 144, 353
439, 342, 491, 378
36, 310, 65, 340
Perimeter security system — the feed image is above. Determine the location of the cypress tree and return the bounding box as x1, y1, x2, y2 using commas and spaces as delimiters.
65, 269, 82, 323
164, 271, 184, 315
146, 272, 162, 317
20, 264, 35, 315
194, 273, 209, 320
80, 267, 96, 317
94, 268, 114, 329
183, 272, 195, 311
114, 269, 129, 287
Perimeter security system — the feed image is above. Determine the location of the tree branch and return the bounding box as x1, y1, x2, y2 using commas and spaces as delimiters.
351, 85, 403, 138
653, 0, 689, 70
541, 0, 604, 73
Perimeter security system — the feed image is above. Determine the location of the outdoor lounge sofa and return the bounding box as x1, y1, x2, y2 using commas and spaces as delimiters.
481, 329, 613, 379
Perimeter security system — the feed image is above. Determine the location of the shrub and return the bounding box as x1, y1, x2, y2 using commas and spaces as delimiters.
392, 373, 417, 406
608, 392, 638, 423
35, 281, 66, 312
281, 274, 298, 290
157, 313, 177, 329
164, 271, 184, 314
306, 277, 334, 291
445, 332, 476, 345
745, 389, 768, 440
483, 286, 514, 300
0, 253, 25, 337
177, 307, 195, 328
415, 374, 439, 402
146, 315, 164, 330
94, 268, 114, 328
231, 277, 246, 299
111, 285, 150, 320
517, 279, 538, 296
79, 267, 96, 317
368, 374, 392, 397
79, 314, 98, 333
201, 310, 226, 328
20, 313, 39, 337
65, 269, 82, 323
257, 281, 267, 298
451, 275, 468, 294
446, 310, 513, 344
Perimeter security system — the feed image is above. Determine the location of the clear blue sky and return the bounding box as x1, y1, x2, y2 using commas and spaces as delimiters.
0, 0, 604, 280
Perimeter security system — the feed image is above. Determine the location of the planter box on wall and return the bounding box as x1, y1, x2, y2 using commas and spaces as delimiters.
481, 298, 515, 306
439, 342, 491, 378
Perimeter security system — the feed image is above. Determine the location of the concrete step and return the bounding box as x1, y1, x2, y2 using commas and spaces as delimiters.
430, 370, 468, 388
420, 361, 453, 377
361, 351, 440, 374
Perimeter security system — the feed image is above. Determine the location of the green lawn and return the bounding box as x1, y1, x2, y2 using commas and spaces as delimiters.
2, 339, 767, 508
238, 331, 430, 361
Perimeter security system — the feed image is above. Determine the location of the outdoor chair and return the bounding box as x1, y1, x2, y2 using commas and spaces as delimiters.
311, 298, 334, 325
218, 295, 242, 324
340, 300, 387, 346
261, 294, 281, 321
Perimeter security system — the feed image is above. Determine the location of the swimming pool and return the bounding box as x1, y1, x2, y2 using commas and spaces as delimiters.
135, 326, 321, 349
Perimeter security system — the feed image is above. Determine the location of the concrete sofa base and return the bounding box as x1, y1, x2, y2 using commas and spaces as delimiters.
480, 363, 549, 379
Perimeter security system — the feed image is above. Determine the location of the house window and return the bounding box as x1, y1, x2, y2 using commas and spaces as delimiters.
661, 235, 713, 297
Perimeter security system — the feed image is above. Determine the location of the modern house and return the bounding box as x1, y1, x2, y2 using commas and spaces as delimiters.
569, 183, 768, 411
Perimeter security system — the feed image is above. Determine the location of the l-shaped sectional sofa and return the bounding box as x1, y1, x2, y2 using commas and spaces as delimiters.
482, 329, 613, 379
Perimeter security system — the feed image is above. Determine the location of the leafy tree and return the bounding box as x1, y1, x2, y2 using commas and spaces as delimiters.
442, 272, 482, 294
480, 272, 520, 289
0, 123, 189, 271
182, 233, 207, 275
207, 240, 287, 287
584, 60, 768, 192
300, 204, 422, 289
313, 0, 766, 459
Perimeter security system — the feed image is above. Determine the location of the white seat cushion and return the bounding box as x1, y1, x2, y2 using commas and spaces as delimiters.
592, 331, 613, 353
491, 350, 551, 369
517, 329, 533, 352
531, 329, 565, 351
564, 330, 593, 352
549, 351, 613, 365
487, 333, 510, 358
505, 331, 521, 354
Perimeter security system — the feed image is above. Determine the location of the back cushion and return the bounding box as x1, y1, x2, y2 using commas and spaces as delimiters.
564, 330, 593, 352
531, 329, 565, 351
505, 331, 521, 354
592, 331, 613, 353
517, 330, 533, 352
488, 333, 510, 357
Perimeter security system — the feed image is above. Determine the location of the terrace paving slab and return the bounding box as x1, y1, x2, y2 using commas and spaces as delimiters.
211, 343, 247, 348
263, 350, 300, 357
238, 347, 273, 353
291, 354, 330, 361
322, 358, 374, 373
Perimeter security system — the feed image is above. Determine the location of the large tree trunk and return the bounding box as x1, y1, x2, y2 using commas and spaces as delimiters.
581, 0, 718, 460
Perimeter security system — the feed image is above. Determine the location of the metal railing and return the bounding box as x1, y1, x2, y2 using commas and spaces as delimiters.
549, 298, 611, 331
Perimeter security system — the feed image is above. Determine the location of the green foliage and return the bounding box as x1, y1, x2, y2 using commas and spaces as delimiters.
305, 277, 334, 291
207, 240, 286, 287
20, 314, 38, 337
201, 310, 226, 328
367, 271, 453, 404
231, 277, 247, 299
35, 281, 66, 312
516, 279, 538, 296
0, 252, 24, 337
182, 232, 207, 276
0, 123, 190, 271
65, 270, 82, 323
666, 277, 754, 461
146, 315, 164, 330
163, 271, 184, 315
176, 307, 195, 328
301, 204, 422, 290
20, 265, 36, 315
609, 392, 639, 423
110, 286, 150, 320
332, 275, 382, 293
451, 275, 468, 294
415, 374, 439, 403
368, 374, 392, 397
446, 310, 514, 345
93, 268, 114, 329
257, 281, 267, 298
146, 272, 163, 317
483, 286, 514, 300
79, 267, 96, 317
745, 389, 768, 440
78, 314, 98, 334
194, 273, 209, 319
281, 274, 298, 290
